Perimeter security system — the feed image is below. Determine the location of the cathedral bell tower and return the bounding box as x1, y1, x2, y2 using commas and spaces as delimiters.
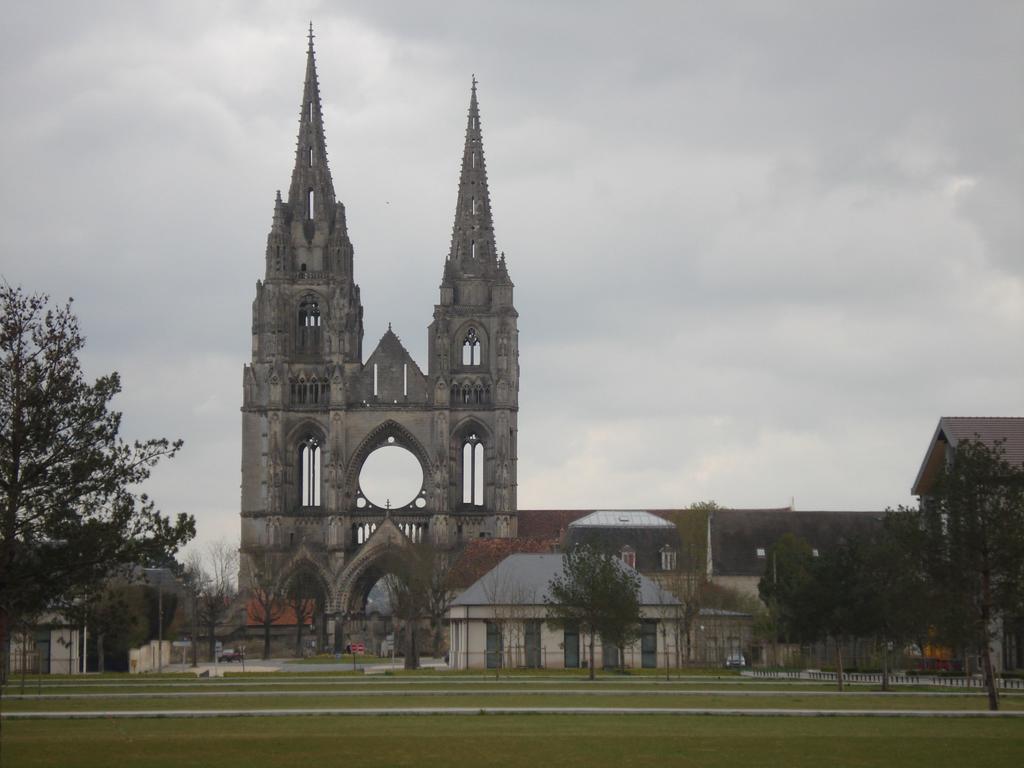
240, 32, 519, 618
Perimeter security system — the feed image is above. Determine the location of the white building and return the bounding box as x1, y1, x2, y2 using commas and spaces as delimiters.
447, 553, 680, 670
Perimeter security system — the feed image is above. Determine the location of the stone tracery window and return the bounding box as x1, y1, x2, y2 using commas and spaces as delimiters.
462, 433, 484, 507
290, 376, 328, 405
299, 436, 321, 507
462, 327, 480, 366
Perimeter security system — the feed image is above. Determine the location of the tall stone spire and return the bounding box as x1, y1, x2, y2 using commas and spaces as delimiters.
287, 23, 336, 223
447, 76, 497, 274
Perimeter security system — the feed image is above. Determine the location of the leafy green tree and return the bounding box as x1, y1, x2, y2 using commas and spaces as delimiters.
758, 533, 816, 655
545, 546, 641, 679
799, 543, 877, 691
855, 515, 931, 690
911, 439, 1024, 711
0, 285, 194, 658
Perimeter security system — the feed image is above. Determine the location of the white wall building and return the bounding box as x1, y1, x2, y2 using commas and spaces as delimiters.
447, 553, 680, 670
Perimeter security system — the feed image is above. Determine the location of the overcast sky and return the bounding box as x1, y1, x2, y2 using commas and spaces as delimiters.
1, 1, 1021, 557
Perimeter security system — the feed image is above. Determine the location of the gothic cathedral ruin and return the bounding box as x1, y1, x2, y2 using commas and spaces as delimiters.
239, 31, 519, 634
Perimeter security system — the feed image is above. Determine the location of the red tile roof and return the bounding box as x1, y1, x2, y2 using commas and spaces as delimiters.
447, 537, 554, 589
245, 598, 314, 627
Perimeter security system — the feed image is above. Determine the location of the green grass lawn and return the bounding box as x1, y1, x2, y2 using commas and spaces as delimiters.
3, 715, 1023, 768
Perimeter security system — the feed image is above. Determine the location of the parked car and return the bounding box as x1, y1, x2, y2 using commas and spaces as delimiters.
219, 648, 244, 663
724, 653, 746, 669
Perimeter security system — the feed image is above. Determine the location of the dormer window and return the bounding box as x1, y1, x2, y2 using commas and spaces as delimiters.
660, 547, 677, 571
462, 328, 481, 366
621, 546, 636, 570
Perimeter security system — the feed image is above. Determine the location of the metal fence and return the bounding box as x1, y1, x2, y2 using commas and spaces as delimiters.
751, 668, 1024, 689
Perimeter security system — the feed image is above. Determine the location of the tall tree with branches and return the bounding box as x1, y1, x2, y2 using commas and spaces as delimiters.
186, 540, 238, 662
247, 554, 287, 660
0, 285, 194, 659
545, 546, 641, 679
911, 439, 1024, 711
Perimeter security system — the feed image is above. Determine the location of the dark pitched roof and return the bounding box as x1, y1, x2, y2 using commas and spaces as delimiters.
913, 417, 1024, 495
709, 508, 885, 578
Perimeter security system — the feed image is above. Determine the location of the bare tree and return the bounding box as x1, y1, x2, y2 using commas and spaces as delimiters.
185, 540, 238, 662
480, 560, 516, 677
661, 502, 718, 667
379, 542, 454, 669
247, 554, 286, 660
284, 571, 318, 658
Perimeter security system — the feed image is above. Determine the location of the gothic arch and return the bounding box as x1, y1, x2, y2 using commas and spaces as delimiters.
279, 546, 338, 610
452, 320, 489, 367
336, 520, 411, 613
450, 415, 493, 443
343, 419, 436, 503
284, 418, 328, 446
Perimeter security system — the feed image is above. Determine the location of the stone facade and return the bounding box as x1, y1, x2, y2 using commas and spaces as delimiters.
239, 32, 519, 620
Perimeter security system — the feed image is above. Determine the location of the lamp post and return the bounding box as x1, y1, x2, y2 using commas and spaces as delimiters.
145, 567, 174, 674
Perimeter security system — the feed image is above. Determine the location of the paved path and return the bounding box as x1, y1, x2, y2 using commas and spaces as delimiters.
4, 688, 1012, 701
5, 706, 1023, 720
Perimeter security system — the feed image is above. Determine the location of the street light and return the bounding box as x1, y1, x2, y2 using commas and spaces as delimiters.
144, 567, 175, 674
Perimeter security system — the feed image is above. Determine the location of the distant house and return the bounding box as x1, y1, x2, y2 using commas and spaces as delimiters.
515, 506, 886, 602
8, 617, 81, 675
563, 510, 679, 573
707, 508, 885, 600
447, 553, 679, 670
912, 416, 1024, 674
912, 416, 1024, 497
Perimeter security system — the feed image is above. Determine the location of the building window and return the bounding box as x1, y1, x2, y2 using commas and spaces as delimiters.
812, 548, 820, 558
297, 298, 321, 351
756, 547, 766, 558
307, 188, 315, 220
462, 433, 484, 506
462, 328, 481, 366
621, 547, 636, 570
290, 377, 328, 405
299, 436, 321, 507
660, 547, 677, 571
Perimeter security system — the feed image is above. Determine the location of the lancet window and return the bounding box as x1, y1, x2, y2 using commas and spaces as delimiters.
462, 328, 480, 366
297, 297, 321, 351
462, 433, 484, 506
299, 436, 321, 507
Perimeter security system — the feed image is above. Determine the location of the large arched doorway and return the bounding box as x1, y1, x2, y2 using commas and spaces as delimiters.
282, 564, 329, 657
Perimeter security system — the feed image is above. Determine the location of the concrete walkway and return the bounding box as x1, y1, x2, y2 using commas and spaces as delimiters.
5, 688, 1013, 701
5, 706, 1023, 720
